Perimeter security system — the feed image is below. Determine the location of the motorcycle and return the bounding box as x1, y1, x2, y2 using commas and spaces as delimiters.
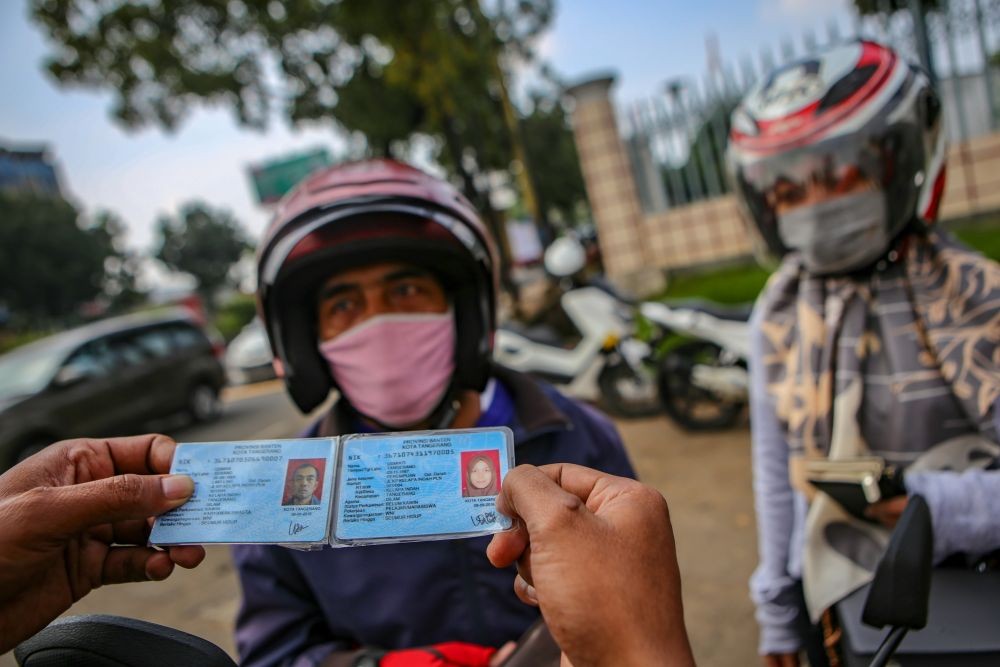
17, 497, 997, 667
835, 494, 1000, 666
639, 299, 752, 431
494, 237, 660, 419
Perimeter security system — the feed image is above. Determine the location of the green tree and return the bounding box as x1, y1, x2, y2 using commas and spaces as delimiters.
155, 202, 249, 310
30, 0, 555, 277
0, 194, 122, 328
853, 0, 940, 14
92, 210, 146, 314
521, 93, 589, 229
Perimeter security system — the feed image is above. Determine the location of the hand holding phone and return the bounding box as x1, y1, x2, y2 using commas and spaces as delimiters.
804, 457, 906, 522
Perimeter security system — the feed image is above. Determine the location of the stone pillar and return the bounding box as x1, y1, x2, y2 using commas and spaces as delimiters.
566, 75, 662, 294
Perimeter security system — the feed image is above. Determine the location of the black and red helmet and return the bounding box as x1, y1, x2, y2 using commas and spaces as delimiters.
256, 159, 499, 413
727, 40, 947, 273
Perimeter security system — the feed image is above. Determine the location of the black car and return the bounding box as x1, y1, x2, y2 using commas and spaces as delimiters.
0, 310, 226, 469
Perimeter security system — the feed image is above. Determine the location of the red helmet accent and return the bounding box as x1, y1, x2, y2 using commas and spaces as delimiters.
727, 40, 948, 271
733, 42, 899, 155
256, 159, 499, 413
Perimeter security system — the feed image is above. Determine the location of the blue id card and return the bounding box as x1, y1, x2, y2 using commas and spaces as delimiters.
333, 428, 513, 546
150, 427, 514, 548
149, 438, 336, 546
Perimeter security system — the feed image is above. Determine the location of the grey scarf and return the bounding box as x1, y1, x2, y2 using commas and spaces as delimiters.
758, 230, 1000, 619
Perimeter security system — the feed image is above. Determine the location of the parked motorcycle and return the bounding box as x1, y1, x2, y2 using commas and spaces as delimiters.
494, 237, 660, 418
639, 299, 752, 431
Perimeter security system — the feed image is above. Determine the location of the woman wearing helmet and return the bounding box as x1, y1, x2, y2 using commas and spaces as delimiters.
235, 159, 635, 667
729, 42, 1000, 665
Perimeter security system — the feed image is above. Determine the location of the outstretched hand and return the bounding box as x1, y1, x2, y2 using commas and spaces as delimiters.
487, 464, 694, 667
0, 435, 205, 653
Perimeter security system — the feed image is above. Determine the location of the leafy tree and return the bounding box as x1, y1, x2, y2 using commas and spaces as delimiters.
155, 202, 249, 310
853, 0, 940, 14
92, 210, 145, 314
520, 93, 589, 230
213, 292, 258, 343
30, 0, 555, 279
0, 194, 122, 328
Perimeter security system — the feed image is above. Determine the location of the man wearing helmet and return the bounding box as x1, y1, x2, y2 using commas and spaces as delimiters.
729, 41, 1000, 665
235, 159, 635, 667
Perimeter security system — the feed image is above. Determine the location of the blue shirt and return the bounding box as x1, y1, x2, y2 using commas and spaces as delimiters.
232, 369, 635, 667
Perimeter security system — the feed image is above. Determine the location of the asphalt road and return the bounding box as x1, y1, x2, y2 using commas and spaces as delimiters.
160, 380, 328, 443
1, 383, 759, 666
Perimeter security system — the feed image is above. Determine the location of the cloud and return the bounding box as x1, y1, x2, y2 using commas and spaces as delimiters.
534, 31, 557, 61
68, 113, 343, 253
758, 0, 852, 22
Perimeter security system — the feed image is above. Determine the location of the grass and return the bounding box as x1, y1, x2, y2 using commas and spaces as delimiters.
650, 216, 999, 307
950, 221, 1000, 262
658, 262, 772, 305
0, 330, 50, 356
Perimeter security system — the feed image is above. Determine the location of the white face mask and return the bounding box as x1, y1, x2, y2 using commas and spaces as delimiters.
777, 190, 890, 275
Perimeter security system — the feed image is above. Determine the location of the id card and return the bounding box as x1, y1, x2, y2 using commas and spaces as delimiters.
333, 429, 512, 545
149, 427, 514, 548
149, 438, 336, 546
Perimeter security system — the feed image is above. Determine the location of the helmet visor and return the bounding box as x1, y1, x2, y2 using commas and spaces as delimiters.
732, 129, 904, 272
736, 131, 886, 222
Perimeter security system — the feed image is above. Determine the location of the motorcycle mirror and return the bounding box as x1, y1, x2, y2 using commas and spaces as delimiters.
543, 237, 586, 277
861, 494, 933, 631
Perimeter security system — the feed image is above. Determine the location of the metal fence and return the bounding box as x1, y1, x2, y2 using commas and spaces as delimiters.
624, 0, 1000, 214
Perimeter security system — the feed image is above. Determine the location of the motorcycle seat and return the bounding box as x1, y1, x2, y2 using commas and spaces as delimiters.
661, 299, 753, 322
585, 275, 637, 306
14, 614, 236, 666
836, 568, 1000, 665
499, 321, 568, 347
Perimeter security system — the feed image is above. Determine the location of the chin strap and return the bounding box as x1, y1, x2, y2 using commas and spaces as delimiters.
424, 384, 462, 430
871, 224, 921, 274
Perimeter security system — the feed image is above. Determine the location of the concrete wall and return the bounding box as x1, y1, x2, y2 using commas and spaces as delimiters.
565, 76, 651, 282
567, 76, 750, 283
940, 131, 1000, 220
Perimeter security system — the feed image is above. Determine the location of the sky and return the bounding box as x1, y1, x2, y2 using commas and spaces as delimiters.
1, 0, 857, 259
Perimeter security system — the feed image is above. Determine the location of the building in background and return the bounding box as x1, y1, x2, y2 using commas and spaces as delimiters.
0, 140, 62, 198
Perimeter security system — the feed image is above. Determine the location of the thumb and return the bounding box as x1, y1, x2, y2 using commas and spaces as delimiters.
29, 474, 194, 538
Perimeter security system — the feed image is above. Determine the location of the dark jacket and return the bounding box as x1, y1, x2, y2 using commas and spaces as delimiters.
232, 368, 635, 667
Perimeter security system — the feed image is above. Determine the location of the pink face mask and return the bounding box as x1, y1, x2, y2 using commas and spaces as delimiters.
318, 311, 456, 428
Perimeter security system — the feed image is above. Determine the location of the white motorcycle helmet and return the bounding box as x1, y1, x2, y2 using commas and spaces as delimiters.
727, 40, 946, 275
544, 236, 587, 278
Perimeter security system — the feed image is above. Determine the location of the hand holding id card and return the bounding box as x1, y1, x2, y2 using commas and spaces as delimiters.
150, 427, 513, 548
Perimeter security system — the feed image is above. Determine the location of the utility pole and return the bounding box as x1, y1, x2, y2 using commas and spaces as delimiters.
909, 0, 937, 84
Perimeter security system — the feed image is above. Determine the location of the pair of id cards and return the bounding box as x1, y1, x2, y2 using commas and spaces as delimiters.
150, 427, 514, 549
